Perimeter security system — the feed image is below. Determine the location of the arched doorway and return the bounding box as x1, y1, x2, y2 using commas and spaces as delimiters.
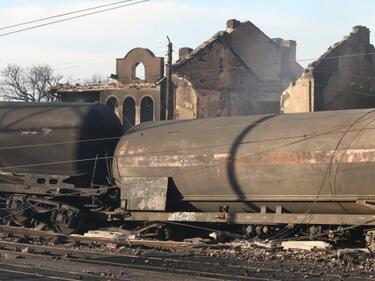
123, 97, 136, 131
106, 97, 118, 113
140, 96, 154, 122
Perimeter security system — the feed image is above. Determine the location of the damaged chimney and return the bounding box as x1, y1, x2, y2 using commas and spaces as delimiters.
282, 40, 297, 78
274, 38, 297, 79
179, 47, 193, 60
226, 19, 241, 30
282, 40, 297, 63
272, 38, 284, 45
352, 25, 370, 44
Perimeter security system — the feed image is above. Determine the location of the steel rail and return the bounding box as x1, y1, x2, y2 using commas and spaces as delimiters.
0, 225, 373, 280
0, 261, 122, 281
0, 241, 279, 281
0, 225, 194, 252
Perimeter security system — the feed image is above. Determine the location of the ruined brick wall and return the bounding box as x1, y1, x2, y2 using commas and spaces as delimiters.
174, 20, 303, 117
280, 72, 314, 113
229, 22, 303, 108
174, 39, 258, 118
282, 26, 375, 113
229, 22, 287, 81
314, 27, 375, 111
173, 75, 197, 119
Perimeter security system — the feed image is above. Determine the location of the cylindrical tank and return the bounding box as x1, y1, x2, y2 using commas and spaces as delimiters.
113, 108, 375, 214
0, 102, 124, 185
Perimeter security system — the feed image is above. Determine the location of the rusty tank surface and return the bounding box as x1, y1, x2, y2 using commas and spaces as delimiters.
114, 108, 375, 215
0, 102, 123, 185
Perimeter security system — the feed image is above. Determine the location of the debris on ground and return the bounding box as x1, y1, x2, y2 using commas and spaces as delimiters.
281, 240, 331, 251
183, 237, 210, 244
21, 247, 30, 254
2, 225, 375, 279
208, 231, 244, 242
82, 230, 136, 241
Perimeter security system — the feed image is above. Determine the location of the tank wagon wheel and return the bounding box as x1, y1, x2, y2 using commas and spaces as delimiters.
9, 203, 30, 226
5, 196, 32, 227
10, 214, 30, 226
52, 207, 83, 235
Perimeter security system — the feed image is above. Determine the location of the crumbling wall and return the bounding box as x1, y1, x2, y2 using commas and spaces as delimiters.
229, 22, 303, 87
280, 72, 313, 113
174, 38, 258, 118
229, 22, 285, 81
173, 75, 197, 119
282, 26, 375, 113
192, 89, 256, 118
174, 19, 304, 117
314, 26, 375, 111
228, 21, 304, 113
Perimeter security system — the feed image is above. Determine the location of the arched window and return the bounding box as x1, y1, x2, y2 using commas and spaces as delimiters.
133, 62, 145, 80
123, 97, 136, 131
106, 97, 118, 113
140, 96, 154, 122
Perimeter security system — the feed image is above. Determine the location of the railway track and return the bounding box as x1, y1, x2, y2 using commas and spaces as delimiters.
0, 242, 371, 281
0, 239, 278, 281
0, 225, 194, 252
0, 262, 121, 281
0, 225, 374, 280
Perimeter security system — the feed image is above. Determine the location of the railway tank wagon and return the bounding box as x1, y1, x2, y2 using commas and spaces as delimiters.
0, 102, 124, 233
113, 108, 375, 234
0, 102, 124, 184
3, 102, 375, 241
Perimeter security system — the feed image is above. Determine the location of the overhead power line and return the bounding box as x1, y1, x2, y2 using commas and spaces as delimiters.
0, 0, 150, 37
0, 0, 136, 31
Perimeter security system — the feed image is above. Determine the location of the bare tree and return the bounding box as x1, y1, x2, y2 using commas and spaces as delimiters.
0, 64, 63, 102
83, 73, 110, 85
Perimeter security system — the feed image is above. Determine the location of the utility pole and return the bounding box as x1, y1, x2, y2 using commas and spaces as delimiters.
165, 36, 173, 120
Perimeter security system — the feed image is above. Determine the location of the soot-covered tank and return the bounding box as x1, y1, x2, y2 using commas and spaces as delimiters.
113, 108, 375, 215
0, 102, 124, 185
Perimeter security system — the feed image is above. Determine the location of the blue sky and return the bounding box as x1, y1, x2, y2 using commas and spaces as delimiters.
0, 0, 373, 81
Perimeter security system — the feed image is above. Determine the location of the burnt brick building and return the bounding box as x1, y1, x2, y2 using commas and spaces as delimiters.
173, 19, 303, 119
55, 19, 303, 127
55, 48, 168, 131
281, 26, 375, 113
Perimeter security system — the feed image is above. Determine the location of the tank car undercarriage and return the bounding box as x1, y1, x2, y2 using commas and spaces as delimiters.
0, 172, 119, 235
114, 204, 375, 249
2, 172, 375, 250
